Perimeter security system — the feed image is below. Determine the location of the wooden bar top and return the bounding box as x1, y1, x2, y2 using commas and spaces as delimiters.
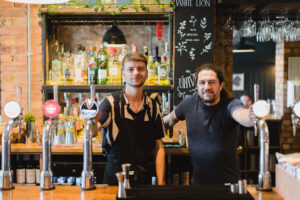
1, 143, 189, 155
0, 185, 282, 200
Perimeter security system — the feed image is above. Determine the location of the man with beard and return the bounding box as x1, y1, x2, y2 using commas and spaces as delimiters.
164, 63, 256, 185
98, 52, 165, 186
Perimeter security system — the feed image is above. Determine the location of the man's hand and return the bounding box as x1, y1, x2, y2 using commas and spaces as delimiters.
163, 111, 179, 129
248, 106, 257, 123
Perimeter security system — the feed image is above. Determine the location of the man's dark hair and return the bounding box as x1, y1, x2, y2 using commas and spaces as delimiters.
122, 52, 147, 70
195, 63, 224, 85
240, 94, 253, 102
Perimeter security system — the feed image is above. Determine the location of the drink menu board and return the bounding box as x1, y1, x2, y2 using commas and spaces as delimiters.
174, 0, 214, 105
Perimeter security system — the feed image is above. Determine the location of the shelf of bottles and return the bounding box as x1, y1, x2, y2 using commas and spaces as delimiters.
46, 41, 172, 88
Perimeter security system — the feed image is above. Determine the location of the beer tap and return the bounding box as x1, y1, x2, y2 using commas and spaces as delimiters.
0, 99, 22, 190
16, 86, 23, 139
40, 86, 60, 190
253, 84, 259, 136
291, 84, 300, 137
252, 98, 272, 191
80, 85, 98, 190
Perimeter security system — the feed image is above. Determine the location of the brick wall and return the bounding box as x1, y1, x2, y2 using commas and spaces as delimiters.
0, 2, 43, 131
276, 41, 300, 153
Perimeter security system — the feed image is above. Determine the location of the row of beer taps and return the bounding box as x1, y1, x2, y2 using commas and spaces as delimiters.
0, 83, 299, 193
0, 85, 99, 191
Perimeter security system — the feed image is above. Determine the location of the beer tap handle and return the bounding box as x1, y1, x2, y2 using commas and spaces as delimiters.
53, 85, 58, 103
90, 85, 95, 100
292, 114, 297, 137
253, 84, 259, 136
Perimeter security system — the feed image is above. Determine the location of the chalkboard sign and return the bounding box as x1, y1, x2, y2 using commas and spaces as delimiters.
174, 0, 214, 105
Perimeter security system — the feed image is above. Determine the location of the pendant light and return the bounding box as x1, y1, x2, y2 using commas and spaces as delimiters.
5, 0, 69, 4
102, 24, 127, 44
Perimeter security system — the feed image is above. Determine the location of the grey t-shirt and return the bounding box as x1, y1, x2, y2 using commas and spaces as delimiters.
175, 94, 244, 185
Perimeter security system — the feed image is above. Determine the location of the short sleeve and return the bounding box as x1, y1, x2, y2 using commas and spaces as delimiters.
98, 97, 112, 128
228, 99, 245, 116
175, 97, 190, 120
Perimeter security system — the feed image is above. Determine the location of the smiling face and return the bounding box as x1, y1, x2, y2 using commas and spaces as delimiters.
122, 60, 148, 88
197, 69, 224, 106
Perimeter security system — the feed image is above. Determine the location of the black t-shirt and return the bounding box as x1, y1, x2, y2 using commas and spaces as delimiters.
175, 94, 244, 185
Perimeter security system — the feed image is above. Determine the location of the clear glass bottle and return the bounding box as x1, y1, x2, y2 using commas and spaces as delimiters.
74, 45, 86, 85
97, 44, 108, 85
108, 47, 122, 85
49, 40, 62, 85
147, 56, 157, 85
158, 55, 169, 86
87, 45, 97, 85
62, 52, 75, 85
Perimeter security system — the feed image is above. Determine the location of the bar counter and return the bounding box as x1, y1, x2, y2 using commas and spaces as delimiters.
0, 185, 282, 200
4, 143, 189, 155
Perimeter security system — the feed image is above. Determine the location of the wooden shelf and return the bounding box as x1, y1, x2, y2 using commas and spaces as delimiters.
42, 85, 173, 93
2, 143, 187, 155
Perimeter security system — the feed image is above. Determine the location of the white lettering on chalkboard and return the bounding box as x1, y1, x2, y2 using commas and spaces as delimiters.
176, 0, 210, 7
176, 0, 192, 7
189, 47, 195, 61
177, 20, 187, 40
196, 0, 210, 7
203, 32, 212, 42
177, 71, 197, 99
189, 16, 197, 27
200, 41, 212, 55
175, 41, 188, 56
200, 17, 207, 29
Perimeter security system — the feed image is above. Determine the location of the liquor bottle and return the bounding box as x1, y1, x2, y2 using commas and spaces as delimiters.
132, 44, 138, 53
108, 47, 122, 85
87, 45, 97, 85
16, 155, 25, 184
97, 44, 108, 85
153, 46, 161, 63
62, 52, 75, 85
25, 155, 36, 184
158, 55, 169, 86
147, 56, 157, 85
143, 46, 149, 63
49, 40, 62, 85
74, 45, 86, 85
118, 44, 128, 85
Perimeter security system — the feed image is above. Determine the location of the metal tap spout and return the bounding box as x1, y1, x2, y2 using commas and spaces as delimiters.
0, 118, 20, 190
81, 119, 96, 190
257, 119, 272, 191
40, 120, 55, 190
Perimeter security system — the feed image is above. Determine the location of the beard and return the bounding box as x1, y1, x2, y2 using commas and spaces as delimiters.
198, 90, 218, 103
126, 80, 145, 88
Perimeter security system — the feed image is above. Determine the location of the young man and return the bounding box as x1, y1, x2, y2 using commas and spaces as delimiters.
164, 63, 256, 185
98, 53, 165, 186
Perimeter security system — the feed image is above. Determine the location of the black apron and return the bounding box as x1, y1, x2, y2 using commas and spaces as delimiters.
103, 91, 157, 186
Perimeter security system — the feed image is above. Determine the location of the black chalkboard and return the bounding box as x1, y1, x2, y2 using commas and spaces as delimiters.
174, 0, 214, 106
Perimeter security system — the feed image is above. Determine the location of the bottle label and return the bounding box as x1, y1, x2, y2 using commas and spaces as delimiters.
16, 168, 26, 184
109, 67, 119, 76
52, 59, 62, 71
98, 69, 107, 79
26, 168, 36, 184
159, 68, 167, 79
75, 68, 84, 82
64, 69, 71, 79
100, 55, 106, 61
148, 69, 156, 78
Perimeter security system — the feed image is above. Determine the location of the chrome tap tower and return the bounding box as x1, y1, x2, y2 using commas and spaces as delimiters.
0, 87, 23, 190
40, 86, 60, 190
80, 85, 98, 190
252, 84, 272, 191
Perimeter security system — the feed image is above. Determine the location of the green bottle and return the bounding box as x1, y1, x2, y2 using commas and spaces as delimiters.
97, 44, 108, 85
